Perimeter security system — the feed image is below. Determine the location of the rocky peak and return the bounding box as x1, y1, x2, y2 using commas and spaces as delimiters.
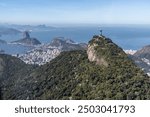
65, 39, 75, 44
23, 31, 30, 38
50, 37, 65, 47
11, 31, 41, 46
87, 35, 108, 66
50, 37, 76, 47
87, 35, 127, 67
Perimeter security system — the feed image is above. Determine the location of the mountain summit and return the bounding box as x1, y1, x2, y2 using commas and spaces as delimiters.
23, 31, 30, 38
0, 35, 150, 100
87, 35, 127, 67
11, 31, 41, 46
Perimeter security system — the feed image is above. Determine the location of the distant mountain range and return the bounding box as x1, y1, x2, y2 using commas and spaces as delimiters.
0, 35, 149, 100
11, 31, 41, 46
0, 27, 21, 35
0, 24, 55, 32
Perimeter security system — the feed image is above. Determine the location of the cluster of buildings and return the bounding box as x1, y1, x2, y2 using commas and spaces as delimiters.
124, 49, 137, 55
18, 46, 61, 65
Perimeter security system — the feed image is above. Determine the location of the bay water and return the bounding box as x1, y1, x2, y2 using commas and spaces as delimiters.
1, 26, 150, 54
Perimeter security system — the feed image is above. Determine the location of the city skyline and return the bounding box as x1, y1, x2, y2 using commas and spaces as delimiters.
0, 0, 150, 25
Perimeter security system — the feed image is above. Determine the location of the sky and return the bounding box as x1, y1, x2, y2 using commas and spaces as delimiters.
0, 0, 150, 25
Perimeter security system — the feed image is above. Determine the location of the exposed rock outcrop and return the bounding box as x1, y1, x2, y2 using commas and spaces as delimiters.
11, 31, 41, 46
87, 43, 108, 67
87, 35, 127, 67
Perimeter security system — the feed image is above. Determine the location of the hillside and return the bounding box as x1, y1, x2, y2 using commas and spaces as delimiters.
11, 31, 41, 46
134, 45, 150, 59
49, 37, 87, 51
0, 54, 35, 99
1, 35, 149, 100
131, 45, 150, 75
18, 37, 87, 65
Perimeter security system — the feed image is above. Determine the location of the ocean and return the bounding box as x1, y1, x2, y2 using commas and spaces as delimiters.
1, 26, 150, 54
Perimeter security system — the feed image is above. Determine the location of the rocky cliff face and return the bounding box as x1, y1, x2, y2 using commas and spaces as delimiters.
23, 31, 30, 38
87, 43, 108, 67
87, 35, 127, 67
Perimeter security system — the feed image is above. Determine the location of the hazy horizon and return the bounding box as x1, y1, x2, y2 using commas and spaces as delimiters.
1, 0, 150, 25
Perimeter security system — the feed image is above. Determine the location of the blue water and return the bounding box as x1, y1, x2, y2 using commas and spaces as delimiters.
20, 26, 150, 49
1, 26, 150, 54
0, 44, 33, 55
